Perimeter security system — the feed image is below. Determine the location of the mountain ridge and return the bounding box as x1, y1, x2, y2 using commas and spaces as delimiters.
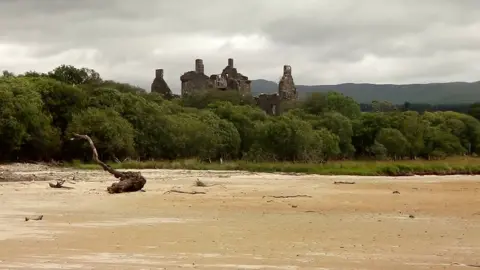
251, 79, 480, 104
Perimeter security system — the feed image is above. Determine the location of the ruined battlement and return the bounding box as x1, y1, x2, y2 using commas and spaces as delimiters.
195, 59, 204, 74
254, 64, 298, 115
150, 60, 297, 113
156, 69, 164, 78
180, 58, 251, 96
278, 65, 297, 101
256, 93, 281, 115
210, 74, 227, 89
151, 68, 173, 99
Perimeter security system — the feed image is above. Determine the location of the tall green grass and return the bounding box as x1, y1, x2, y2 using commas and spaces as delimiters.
63, 157, 480, 176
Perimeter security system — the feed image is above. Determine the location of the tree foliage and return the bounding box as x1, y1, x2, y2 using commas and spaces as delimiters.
1, 65, 480, 163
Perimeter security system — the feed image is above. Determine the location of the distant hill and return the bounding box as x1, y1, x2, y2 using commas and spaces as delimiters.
251, 79, 480, 104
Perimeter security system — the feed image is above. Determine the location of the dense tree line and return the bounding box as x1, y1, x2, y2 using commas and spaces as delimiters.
2, 65, 480, 163
359, 101, 472, 113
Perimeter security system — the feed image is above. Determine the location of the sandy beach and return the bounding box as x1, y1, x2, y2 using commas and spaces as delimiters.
0, 164, 479, 269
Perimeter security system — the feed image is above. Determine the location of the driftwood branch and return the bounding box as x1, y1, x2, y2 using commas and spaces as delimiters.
194, 179, 225, 188
72, 133, 123, 178
50, 179, 64, 187
48, 174, 77, 189
334, 181, 356, 185
71, 133, 146, 194
452, 263, 480, 268
266, 195, 312, 199
164, 190, 206, 195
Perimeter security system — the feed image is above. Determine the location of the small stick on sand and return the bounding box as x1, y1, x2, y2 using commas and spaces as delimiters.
334, 181, 356, 185
164, 190, 206, 195
267, 195, 312, 199
194, 179, 225, 188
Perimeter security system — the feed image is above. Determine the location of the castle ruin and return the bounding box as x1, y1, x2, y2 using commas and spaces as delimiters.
150, 69, 174, 99
180, 58, 251, 96
255, 65, 298, 115
218, 58, 252, 95
279, 65, 297, 100
179, 59, 209, 96
256, 93, 281, 115
150, 59, 297, 116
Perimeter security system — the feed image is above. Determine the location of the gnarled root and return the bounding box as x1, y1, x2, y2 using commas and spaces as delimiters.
107, 171, 146, 194
71, 133, 146, 194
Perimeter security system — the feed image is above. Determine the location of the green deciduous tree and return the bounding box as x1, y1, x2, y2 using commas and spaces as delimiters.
0, 64, 479, 164
66, 108, 136, 160
376, 128, 408, 159
208, 101, 267, 157
247, 115, 338, 162
0, 77, 61, 160
47, 65, 102, 86
181, 89, 255, 109
302, 92, 361, 119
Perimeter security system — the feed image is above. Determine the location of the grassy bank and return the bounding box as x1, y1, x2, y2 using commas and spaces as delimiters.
63, 157, 480, 176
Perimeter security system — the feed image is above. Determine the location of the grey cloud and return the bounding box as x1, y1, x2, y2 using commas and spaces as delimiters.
1, 0, 480, 93
262, 1, 480, 52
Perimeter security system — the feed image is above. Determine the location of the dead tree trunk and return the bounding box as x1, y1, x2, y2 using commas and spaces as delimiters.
71, 133, 146, 194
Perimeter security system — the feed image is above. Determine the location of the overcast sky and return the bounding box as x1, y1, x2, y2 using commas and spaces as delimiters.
1, 0, 480, 93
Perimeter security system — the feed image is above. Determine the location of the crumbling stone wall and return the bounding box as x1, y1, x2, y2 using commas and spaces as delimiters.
256, 93, 281, 115
278, 65, 297, 100
151, 69, 173, 99
255, 64, 298, 115
180, 59, 212, 96
152, 60, 296, 109
180, 58, 251, 97
195, 59, 204, 74
220, 58, 251, 95
236, 78, 251, 95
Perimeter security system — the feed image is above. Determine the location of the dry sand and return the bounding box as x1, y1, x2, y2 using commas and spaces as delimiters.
0, 164, 479, 269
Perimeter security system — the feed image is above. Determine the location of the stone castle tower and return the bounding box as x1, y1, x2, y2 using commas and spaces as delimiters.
150, 68, 173, 99
255, 64, 298, 115
179, 59, 211, 96
218, 58, 251, 95
278, 65, 297, 101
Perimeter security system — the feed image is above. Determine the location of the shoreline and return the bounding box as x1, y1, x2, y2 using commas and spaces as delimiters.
64, 158, 480, 177
2, 161, 480, 180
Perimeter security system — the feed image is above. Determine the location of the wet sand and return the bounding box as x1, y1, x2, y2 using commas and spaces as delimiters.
0, 164, 479, 269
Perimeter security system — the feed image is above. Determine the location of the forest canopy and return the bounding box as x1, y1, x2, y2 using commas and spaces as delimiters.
2, 65, 480, 163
